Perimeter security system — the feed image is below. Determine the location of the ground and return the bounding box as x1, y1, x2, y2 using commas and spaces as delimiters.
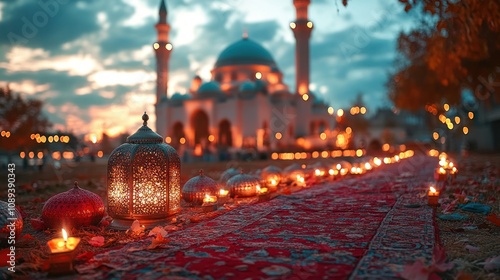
0, 152, 499, 279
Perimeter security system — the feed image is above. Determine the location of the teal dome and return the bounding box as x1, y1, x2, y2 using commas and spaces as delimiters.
198, 81, 223, 98
171, 92, 190, 101
239, 81, 256, 93
215, 37, 277, 68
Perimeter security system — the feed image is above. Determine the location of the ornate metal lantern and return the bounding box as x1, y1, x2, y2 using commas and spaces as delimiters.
261, 165, 282, 192
182, 170, 219, 206
107, 113, 181, 229
219, 168, 239, 184
227, 172, 261, 198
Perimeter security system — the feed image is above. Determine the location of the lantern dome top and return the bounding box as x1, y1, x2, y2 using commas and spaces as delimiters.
127, 112, 164, 144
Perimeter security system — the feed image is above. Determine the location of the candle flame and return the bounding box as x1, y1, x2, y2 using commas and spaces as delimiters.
315, 169, 321, 176
219, 189, 229, 196
429, 186, 437, 193
270, 179, 277, 186
62, 229, 68, 242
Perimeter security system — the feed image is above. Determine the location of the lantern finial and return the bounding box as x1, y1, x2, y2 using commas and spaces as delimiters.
199, 169, 204, 176
74, 181, 79, 188
142, 112, 149, 126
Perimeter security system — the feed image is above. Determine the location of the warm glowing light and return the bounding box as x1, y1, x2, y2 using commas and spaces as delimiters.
468, 112, 474, 119
382, 143, 390, 152
463, 127, 469, 135
433, 132, 439, 140
356, 149, 363, 157
429, 186, 437, 195
360, 107, 367, 114
255, 72, 262, 79
219, 189, 229, 197
312, 151, 319, 158
203, 194, 217, 204
30, 134, 35, 140
208, 135, 215, 142
443, 104, 450, 111
90, 134, 97, 144
438, 114, 446, 123
62, 229, 68, 242
54, 135, 59, 142
48, 136, 53, 143
275, 132, 282, 140
19, 152, 25, 159
346, 127, 352, 134
165, 136, 172, 144
166, 43, 173, 50
350, 107, 356, 115
41, 136, 47, 143
337, 109, 344, 117
321, 151, 329, 158
438, 167, 446, 174
97, 151, 104, 158
37, 152, 43, 159
28, 152, 34, 159
365, 162, 372, 170
302, 94, 309, 101
290, 22, 296, 29
454, 116, 460, 124
447, 123, 454, 130
320, 132, 327, 140
179, 137, 186, 144
153, 43, 159, 49
271, 153, 278, 160
373, 157, 381, 166
307, 21, 313, 28
328, 107, 334, 115
315, 169, 321, 176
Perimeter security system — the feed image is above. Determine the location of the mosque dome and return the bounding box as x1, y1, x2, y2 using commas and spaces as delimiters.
239, 81, 256, 93
215, 37, 277, 68
197, 81, 224, 98
171, 92, 190, 101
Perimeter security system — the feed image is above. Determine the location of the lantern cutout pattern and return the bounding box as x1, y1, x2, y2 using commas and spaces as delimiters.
182, 170, 219, 206
227, 171, 261, 198
41, 181, 105, 229
0, 200, 23, 246
107, 112, 181, 229
219, 168, 239, 184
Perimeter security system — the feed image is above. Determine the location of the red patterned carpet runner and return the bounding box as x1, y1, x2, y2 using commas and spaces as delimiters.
76, 156, 436, 279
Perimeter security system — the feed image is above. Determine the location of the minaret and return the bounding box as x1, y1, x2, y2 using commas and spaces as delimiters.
154, 0, 172, 104
290, 0, 313, 96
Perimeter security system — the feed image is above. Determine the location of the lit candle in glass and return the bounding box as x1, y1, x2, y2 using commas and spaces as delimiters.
428, 186, 440, 206
257, 185, 270, 202
202, 194, 218, 212
435, 167, 447, 181
218, 189, 229, 204
47, 229, 81, 275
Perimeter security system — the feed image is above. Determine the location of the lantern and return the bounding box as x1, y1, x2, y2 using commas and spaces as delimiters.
107, 113, 181, 229
219, 168, 239, 184
182, 170, 219, 206
261, 165, 282, 192
227, 172, 261, 198
41, 181, 105, 229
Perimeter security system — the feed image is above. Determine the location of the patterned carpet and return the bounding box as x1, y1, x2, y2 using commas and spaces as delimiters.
75, 156, 437, 279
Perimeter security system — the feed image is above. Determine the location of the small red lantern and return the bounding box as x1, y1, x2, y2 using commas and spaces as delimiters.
41, 182, 105, 229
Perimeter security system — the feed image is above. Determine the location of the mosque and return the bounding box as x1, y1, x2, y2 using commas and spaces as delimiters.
154, 0, 332, 155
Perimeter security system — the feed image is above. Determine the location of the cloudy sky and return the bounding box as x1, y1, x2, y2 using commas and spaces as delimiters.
0, 0, 417, 139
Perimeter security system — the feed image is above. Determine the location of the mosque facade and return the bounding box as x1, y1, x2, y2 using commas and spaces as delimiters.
154, 0, 332, 154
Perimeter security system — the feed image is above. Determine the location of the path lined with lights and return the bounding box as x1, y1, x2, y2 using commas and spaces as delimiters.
75, 155, 437, 279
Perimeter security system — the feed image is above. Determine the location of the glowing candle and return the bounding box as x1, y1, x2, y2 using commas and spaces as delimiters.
202, 194, 218, 212
47, 229, 81, 275
428, 186, 440, 206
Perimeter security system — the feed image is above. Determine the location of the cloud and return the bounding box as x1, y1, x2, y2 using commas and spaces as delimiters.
0, 0, 99, 49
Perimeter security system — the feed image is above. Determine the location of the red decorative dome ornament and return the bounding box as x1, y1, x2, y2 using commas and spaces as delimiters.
41, 181, 105, 229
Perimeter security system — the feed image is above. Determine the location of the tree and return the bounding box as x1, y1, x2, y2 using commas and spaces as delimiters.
387, 0, 500, 110
0, 86, 51, 153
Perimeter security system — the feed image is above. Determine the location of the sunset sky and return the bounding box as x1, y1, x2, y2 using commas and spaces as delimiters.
0, 0, 417, 139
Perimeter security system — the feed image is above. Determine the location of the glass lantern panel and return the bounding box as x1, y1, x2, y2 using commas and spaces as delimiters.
107, 147, 131, 216
132, 145, 168, 215
166, 145, 181, 214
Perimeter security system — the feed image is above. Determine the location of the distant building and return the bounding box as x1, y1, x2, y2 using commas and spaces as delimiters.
153, 0, 331, 155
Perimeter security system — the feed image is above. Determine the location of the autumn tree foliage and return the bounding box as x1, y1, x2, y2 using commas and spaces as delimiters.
0, 86, 51, 152
387, 0, 500, 111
